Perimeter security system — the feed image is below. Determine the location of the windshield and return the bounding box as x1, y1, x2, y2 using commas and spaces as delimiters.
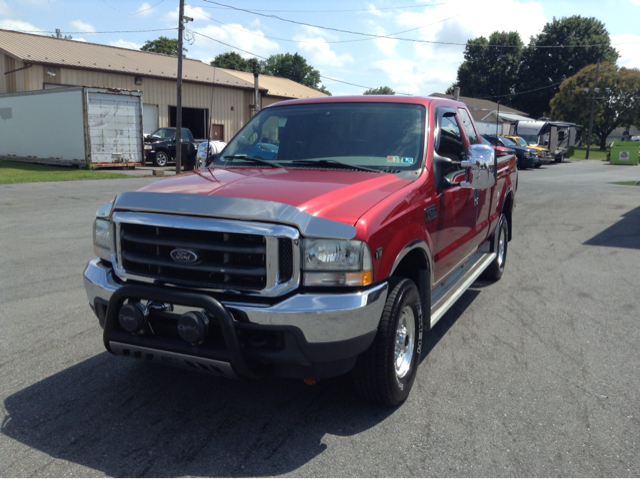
513, 137, 528, 147
520, 134, 539, 144
216, 102, 427, 174
150, 128, 175, 139
500, 137, 517, 147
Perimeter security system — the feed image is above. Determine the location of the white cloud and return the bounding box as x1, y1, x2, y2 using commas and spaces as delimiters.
611, 34, 640, 70
0, 19, 45, 33
190, 23, 279, 60
297, 37, 354, 67
0, 0, 14, 17
134, 2, 155, 18
366, 3, 383, 16
371, 58, 438, 95
70, 20, 96, 33
72, 37, 87, 42
372, 26, 398, 57
384, 0, 547, 95
109, 39, 142, 50
300, 25, 340, 42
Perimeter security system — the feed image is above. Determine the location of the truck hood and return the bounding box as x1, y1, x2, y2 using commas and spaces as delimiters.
137, 167, 413, 225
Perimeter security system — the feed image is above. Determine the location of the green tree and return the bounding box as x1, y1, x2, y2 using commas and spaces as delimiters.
210, 52, 262, 73
262, 53, 330, 95
550, 62, 640, 149
140, 36, 186, 56
363, 86, 396, 95
453, 31, 523, 108
514, 16, 619, 118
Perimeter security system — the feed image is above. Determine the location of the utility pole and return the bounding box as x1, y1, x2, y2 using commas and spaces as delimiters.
175, 0, 185, 174
585, 59, 600, 160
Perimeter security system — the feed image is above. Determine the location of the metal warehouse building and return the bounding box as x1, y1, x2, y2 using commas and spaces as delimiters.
0, 29, 327, 141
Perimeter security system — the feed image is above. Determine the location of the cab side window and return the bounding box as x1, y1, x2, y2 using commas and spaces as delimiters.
457, 108, 479, 145
436, 114, 465, 162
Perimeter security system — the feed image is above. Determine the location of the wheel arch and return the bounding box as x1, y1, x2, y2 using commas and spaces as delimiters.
389, 240, 432, 328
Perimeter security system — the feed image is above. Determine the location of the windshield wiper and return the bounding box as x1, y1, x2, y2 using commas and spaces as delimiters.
289, 159, 379, 173
223, 155, 283, 168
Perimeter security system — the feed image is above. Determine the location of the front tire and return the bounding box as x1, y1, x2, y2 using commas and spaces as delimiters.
154, 151, 169, 167
482, 213, 508, 281
555, 154, 564, 163
354, 278, 423, 406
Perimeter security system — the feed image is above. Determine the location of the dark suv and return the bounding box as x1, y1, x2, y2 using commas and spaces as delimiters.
482, 135, 539, 170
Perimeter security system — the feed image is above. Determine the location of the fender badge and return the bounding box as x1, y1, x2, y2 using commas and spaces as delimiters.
170, 248, 200, 264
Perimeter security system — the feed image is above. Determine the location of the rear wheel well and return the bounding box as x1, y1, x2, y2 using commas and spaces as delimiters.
503, 191, 514, 241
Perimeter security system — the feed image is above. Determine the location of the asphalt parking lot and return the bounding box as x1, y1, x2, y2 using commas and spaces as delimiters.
1, 160, 639, 477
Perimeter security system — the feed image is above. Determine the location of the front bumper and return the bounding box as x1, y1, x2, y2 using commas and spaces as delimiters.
521, 155, 539, 168
84, 258, 387, 379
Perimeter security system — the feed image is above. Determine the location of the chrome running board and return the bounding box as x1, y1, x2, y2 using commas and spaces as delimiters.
430, 252, 496, 328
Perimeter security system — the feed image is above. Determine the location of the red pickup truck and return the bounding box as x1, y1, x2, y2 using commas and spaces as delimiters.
84, 96, 517, 406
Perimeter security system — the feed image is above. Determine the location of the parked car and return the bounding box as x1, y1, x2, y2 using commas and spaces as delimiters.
480, 135, 516, 161
482, 134, 539, 169
505, 135, 552, 166
144, 127, 201, 168
84, 95, 517, 406
196, 140, 227, 168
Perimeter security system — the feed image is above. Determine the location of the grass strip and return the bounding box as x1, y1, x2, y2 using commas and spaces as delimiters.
0, 160, 133, 184
611, 181, 640, 186
569, 147, 609, 160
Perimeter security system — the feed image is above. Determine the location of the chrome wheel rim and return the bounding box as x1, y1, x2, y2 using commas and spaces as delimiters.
394, 305, 415, 379
497, 223, 506, 271
156, 153, 168, 166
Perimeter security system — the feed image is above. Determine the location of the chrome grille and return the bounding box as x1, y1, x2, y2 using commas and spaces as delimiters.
120, 223, 267, 289
112, 212, 300, 296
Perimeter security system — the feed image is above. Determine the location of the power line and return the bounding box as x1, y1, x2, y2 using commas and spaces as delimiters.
194, 3, 448, 13
201, 0, 640, 49
475, 80, 566, 100
186, 5, 459, 45
190, 30, 411, 93
102, 0, 165, 15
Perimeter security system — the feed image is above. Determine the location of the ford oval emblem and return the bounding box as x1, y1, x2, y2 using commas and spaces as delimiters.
170, 248, 200, 264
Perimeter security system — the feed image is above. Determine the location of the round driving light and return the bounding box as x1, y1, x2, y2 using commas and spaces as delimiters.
178, 311, 210, 344
118, 302, 148, 333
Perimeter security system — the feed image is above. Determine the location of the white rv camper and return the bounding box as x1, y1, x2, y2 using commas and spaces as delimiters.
510, 121, 582, 162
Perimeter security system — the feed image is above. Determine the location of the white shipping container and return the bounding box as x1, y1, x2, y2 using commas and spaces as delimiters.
0, 86, 143, 168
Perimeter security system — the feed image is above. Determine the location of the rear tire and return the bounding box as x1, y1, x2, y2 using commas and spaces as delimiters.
354, 278, 423, 406
482, 213, 508, 281
555, 154, 564, 163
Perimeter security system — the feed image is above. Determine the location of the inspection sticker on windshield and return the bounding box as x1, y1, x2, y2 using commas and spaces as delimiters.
387, 156, 414, 164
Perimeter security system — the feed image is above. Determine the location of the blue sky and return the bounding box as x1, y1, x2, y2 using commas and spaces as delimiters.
2, 0, 639, 96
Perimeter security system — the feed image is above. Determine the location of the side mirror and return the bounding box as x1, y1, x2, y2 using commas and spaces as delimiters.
460, 144, 496, 190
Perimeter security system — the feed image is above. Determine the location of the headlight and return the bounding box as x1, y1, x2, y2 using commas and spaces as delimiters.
93, 200, 114, 261
144, 144, 152, 150
302, 239, 372, 286
93, 218, 112, 261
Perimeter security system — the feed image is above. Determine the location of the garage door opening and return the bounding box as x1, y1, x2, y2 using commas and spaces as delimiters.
169, 106, 209, 139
